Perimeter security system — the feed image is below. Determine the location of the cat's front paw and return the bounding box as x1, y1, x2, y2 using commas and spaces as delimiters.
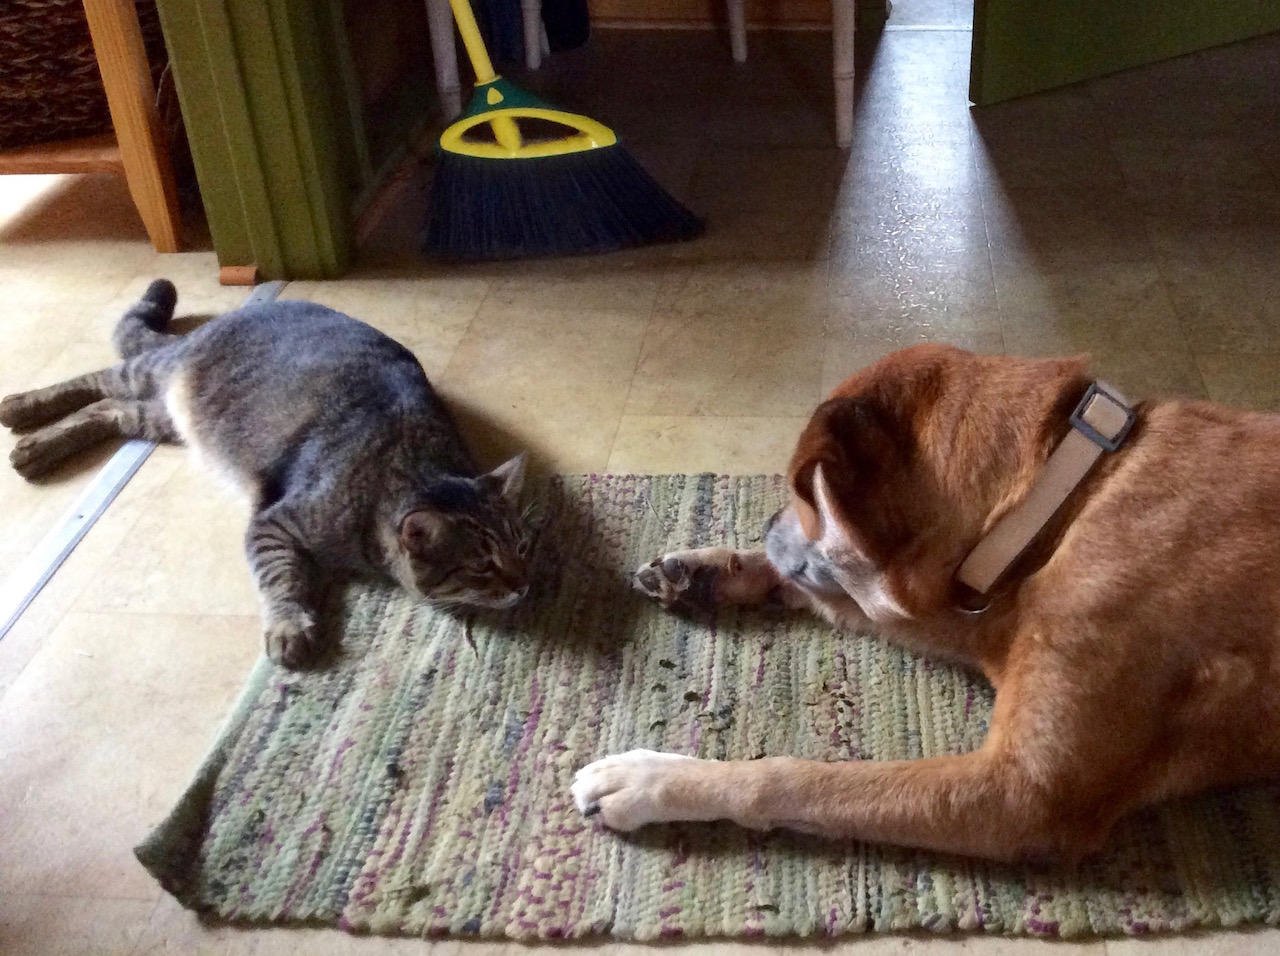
264, 611, 318, 669
634, 551, 723, 613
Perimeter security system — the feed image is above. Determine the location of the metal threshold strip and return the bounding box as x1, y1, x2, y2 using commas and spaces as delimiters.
0, 279, 287, 640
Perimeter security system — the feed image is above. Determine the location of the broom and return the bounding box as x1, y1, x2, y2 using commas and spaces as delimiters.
423, 0, 704, 260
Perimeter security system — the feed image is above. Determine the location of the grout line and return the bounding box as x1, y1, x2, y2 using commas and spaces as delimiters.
0, 279, 287, 643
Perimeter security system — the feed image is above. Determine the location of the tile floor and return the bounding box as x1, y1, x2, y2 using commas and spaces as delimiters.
1, 6, 1279, 955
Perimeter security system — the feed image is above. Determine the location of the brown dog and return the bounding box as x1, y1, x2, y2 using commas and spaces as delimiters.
572, 344, 1280, 863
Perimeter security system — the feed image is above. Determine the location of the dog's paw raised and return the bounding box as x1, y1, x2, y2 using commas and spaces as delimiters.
264, 612, 318, 669
634, 554, 720, 613
572, 749, 700, 831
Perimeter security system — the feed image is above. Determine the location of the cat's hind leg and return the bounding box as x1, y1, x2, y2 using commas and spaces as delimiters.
0, 368, 124, 431
245, 505, 321, 668
9, 398, 179, 479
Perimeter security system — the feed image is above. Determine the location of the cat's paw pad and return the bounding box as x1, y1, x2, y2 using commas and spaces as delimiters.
634, 554, 719, 613
9, 435, 54, 479
0, 394, 27, 430
0, 393, 43, 431
264, 613, 318, 669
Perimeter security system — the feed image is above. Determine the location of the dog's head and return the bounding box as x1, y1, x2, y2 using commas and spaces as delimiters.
765, 344, 1091, 621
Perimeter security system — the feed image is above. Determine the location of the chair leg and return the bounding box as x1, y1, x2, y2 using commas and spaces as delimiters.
426, 0, 463, 118
523, 0, 543, 70
727, 0, 748, 63
832, 0, 856, 147
82, 0, 182, 253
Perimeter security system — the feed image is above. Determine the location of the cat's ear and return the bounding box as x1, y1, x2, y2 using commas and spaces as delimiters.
399, 509, 447, 555
481, 452, 527, 505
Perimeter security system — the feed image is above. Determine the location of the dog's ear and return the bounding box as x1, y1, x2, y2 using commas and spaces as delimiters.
788, 397, 898, 541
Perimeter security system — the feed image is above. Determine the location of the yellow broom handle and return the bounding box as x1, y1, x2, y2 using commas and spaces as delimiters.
449, 0, 498, 85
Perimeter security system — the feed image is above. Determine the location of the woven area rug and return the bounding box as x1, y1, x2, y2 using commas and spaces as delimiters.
137, 474, 1280, 940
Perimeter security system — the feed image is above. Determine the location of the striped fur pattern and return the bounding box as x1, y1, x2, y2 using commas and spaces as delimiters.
0, 280, 531, 667
136, 475, 1280, 940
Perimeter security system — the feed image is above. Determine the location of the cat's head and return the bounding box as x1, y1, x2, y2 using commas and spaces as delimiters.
393, 453, 533, 610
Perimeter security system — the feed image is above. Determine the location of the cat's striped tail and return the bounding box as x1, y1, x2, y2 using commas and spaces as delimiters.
113, 278, 178, 359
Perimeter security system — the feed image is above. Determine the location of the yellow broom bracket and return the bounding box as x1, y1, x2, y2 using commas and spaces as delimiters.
441, 108, 619, 159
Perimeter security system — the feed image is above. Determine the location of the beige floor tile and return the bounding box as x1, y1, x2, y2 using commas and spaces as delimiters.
73, 454, 259, 617
1106, 928, 1280, 955
798, 938, 1104, 954
996, 264, 1186, 357
79, 251, 252, 344
675, 205, 833, 262
689, 147, 849, 216
632, 943, 783, 956
0, 894, 155, 956
0, 612, 260, 899
1195, 353, 1280, 412
982, 185, 1153, 275
441, 301, 652, 473
607, 416, 806, 474
1111, 136, 1280, 229
626, 309, 825, 418
0, 311, 87, 390
1083, 348, 1207, 401
134, 893, 438, 954
0, 448, 182, 699
286, 273, 490, 379
0, 337, 130, 560
1149, 228, 1280, 356
822, 310, 1005, 394
485, 261, 671, 316
655, 261, 829, 322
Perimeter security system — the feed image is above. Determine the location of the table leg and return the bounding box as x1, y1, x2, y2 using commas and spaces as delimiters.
426, 0, 463, 117
832, 0, 856, 147
523, 0, 542, 69
728, 0, 748, 63
82, 0, 182, 252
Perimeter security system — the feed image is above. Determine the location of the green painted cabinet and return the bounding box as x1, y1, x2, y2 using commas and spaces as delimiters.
153, 0, 436, 278
971, 0, 1280, 105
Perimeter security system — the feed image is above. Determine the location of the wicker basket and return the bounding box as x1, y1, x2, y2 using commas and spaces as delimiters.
0, 0, 173, 150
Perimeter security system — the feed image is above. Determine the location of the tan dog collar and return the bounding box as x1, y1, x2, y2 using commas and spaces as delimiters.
956, 382, 1136, 605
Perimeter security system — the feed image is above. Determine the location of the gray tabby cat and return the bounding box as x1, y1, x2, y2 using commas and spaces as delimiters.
0, 279, 532, 667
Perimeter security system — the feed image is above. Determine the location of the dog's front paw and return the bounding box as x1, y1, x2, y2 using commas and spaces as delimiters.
264, 611, 318, 669
572, 749, 700, 831
634, 553, 722, 613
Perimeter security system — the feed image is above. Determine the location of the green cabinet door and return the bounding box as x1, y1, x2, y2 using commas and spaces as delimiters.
970, 0, 1280, 105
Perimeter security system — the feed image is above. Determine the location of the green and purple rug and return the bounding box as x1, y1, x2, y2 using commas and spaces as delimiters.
137, 474, 1280, 939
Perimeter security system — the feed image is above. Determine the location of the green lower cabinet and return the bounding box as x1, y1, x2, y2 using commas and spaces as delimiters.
154, 0, 427, 279
972, 0, 1280, 105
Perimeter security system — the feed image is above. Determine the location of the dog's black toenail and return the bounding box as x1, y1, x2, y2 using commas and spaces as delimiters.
636, 568, 659, 591
583, 803, 601, 817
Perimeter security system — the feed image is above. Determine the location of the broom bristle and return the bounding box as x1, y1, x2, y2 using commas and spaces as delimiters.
423, 145, 704, 261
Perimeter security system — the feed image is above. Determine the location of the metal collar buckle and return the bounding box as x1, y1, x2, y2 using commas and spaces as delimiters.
1069, 382, 1135, 453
